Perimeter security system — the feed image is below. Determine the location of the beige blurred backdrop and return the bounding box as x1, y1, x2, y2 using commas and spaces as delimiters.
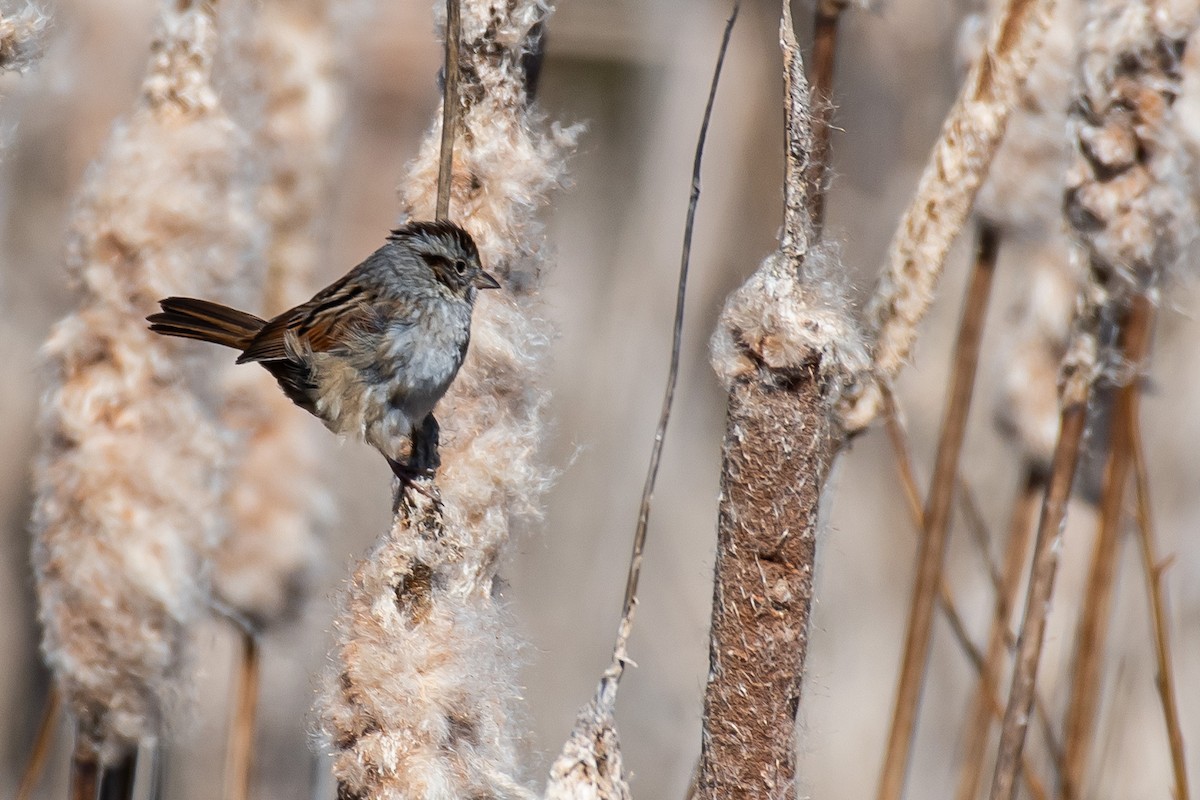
1, 1, 1198, 798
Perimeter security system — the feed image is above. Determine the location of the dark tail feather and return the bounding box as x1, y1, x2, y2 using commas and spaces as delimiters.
147, 297, 266, 351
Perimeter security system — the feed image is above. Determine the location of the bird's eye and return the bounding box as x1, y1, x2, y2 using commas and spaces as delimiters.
454, 260, 467, 275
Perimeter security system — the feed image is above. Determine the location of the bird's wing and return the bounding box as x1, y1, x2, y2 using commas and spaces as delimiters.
237, 277, 386, 364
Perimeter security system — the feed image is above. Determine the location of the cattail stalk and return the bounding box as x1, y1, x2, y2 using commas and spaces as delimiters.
992, 2, 1199, 797
840, 0, 1056, 432
316, 1, 578, 796
699, 4, 868, 796
32, 0, 254, 778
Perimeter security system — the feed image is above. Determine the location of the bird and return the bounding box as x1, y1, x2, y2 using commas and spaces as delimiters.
147, 220, 500, 480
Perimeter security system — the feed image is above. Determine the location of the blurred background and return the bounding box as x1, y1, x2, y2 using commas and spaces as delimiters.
1, 0, 1198, 798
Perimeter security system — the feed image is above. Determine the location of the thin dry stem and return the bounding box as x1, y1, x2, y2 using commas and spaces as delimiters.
224, 631, 261, 800
989, 399, 1089, 800
70, 740, 99, 800
98, 750, 137, 800
435, 0, 461, 221
807, 0, 847, 235
545, 11, 738, 795
622, 0, 739, 632
1130, 377, 1190, 800
877, 222, 999, 800
1060, 296, 1155, 800
955, 466, 1043, 800
841, 0, 1056, 431
16, 684, 60, 800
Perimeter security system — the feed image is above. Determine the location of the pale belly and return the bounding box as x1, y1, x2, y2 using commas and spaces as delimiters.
308, 300, 469, 459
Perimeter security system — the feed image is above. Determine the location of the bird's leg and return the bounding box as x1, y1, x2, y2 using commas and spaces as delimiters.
385, 414, 441, 486
410, 413, 441, 473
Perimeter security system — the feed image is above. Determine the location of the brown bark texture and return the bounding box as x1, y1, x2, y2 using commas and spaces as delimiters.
697, 362, 837, 799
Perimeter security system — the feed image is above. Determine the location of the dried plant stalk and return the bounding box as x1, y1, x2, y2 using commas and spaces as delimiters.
840, 0, 1056, 432
1130, 381, 1191, 800
699, 5, 867, 796
316, 1, 578, 796
992, 2, 1199, 797
1059, 297, 1154, 800
16, 685, 60, 800
32, 0, 254, 768
212, 0, 343, 632
0, 3, 47, 72
547, 7, 739, 796
955, 467, 1042, 800
876, 222, 998, 800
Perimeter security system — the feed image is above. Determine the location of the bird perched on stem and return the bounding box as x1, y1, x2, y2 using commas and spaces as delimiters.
148, 220, 499, 481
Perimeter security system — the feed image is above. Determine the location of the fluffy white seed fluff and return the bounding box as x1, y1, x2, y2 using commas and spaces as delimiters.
316, 1, 579, 796
0, 2, 47, 72
31, 0, 255, 764
211, 0, 343, 629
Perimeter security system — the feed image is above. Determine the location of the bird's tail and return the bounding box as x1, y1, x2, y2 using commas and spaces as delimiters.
147, 297, 266, 351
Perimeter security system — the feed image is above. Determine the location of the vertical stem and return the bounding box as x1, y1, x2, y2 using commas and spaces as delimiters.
16, 685, 60, 800
876, 222, 999, 800
1130, 378, 1191, 800
70, 738, 99, 800
1059, 296, 1155, 800
697, 366, 837, 799
955, 466, 1042, 800
989, 400, 1090, 800
225, 630, 261, 800
807, 0, 844, 235
435, 0, 461, 221
98, 751, 137, 800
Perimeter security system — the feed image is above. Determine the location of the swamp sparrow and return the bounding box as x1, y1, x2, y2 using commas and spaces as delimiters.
148, 220, 500, 479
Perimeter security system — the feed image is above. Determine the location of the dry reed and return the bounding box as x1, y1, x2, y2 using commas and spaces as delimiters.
991, 1, 1200, 797
840, 0, 1057, 432
875, 223, 1000, 800
32, 0, 255, 771
316, 0, 578, 796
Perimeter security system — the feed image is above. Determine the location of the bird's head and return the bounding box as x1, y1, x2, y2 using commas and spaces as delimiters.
388, 220, 501, 300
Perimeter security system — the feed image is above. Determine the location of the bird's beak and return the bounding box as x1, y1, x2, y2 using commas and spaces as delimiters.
474, 270, 501, 290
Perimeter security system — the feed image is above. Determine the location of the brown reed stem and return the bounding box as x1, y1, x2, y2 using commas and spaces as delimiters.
70, 738, 99, 800
225, 630, 261, 800
883, 389, 1062, 779
807, 0, 845, 235
955, 466, 1042, 800
876, 221, 998, 800
16, 684, 60, 800
622, 0, 739, 626
959, 481, 1005, 597
98, 751, 137, 800
435, 0, 461, 221
989, 398, 1089, 800
1059, 295, 1155, 799
1130, 375, 1191, 800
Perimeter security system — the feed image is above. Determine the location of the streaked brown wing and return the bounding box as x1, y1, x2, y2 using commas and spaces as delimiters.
237, 277, 383, 364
